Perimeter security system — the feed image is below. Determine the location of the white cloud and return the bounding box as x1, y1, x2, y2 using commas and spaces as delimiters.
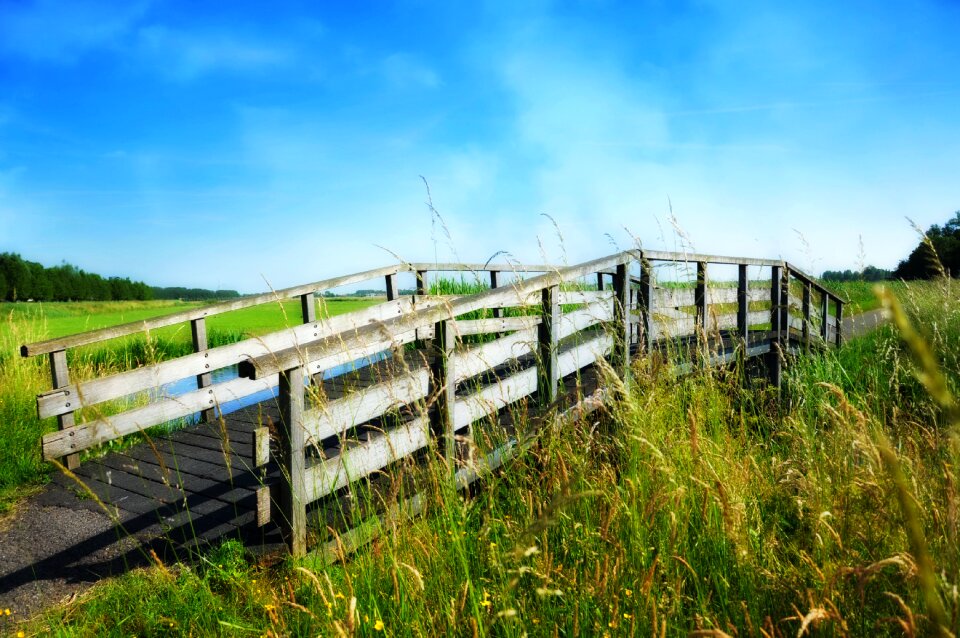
0, 0, 150, 62
136, 25, 294, 80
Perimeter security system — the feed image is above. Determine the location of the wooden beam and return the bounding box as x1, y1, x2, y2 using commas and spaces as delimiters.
637, 260, 653, 353
48, 350, 79, 470
596, 272, 605, 291
695, 261, 707, 335
768, 265, 783, 387
612, 262, 631, 380
835, 301, 844, 347
820, 290, 829, 343
431, 320, 456, 464
538, 285, 560, 405
277, 365, 308, 557
385, 273, 399, 302
416, 270, 428, 296
300, 293, 316, 323
22, 263, 408, 357
737, 264, 749, 346
489, 270, 502, 318
190, 317, 215, 423
802, 281, 811, 353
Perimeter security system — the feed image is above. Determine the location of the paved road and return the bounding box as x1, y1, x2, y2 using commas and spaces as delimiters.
841, 308, 887, 340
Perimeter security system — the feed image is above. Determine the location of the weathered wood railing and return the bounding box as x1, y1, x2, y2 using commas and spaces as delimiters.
21, 250, 842, 557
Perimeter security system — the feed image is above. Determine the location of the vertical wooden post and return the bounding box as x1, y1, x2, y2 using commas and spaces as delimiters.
300, 292, 316, 323
190, 318, 215, 423
430, 320, 456, 465
612, 262, 631, 380
695, 262, 708, 333
780, 269, 790, 347
538, 285, 560, 405
835, 300, 844, 348
489, 270, 502, 319
737, 264, 749, 347
277, 365, 307, 556
637, 260, 654, 354
385, 273, 399, 302
596, 272, 605, 292
767, 265, 783, 387
820, 291, 829, 344
49, 349, 79, 470
416, 270, 428, 296
802, 281, 811, 353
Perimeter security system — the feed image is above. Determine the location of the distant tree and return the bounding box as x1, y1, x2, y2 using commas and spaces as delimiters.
821, 266, 891, 282
0, 252, 154, 301
894, 211, 960, 279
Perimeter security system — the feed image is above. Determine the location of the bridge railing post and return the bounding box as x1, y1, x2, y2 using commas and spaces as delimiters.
820, 290, 829, 344
430, 319, 457, 466
277, 364, 307, 556
190, 318, 215, 423
612, 262, 632, 381
596, 272, 605, 292
768, 265, 783, 387
538, 285, 560, 405
638, 259, 654, 354
49, 349, 80, 470
385, 273, 399, 302
802, 281, 812, 353
835, 300, 844, 347
736, 264, 749, 379
489, 270, 502, 319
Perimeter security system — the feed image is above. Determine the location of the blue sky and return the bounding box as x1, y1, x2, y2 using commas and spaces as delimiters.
1, 0, 958, 291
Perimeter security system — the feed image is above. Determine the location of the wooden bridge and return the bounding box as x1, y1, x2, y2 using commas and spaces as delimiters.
21, 250, 843, 560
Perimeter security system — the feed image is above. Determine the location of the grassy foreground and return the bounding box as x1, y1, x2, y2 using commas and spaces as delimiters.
2, 278, 953, 636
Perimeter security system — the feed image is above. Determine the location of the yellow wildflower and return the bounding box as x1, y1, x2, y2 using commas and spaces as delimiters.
623, 612, 632, 619
17, 632, 26, 638
4, 609, 10, 616
480, 591, 492, 609
335, 592, 345, 600
374, 619, 385, 631
624, 589, 633, 597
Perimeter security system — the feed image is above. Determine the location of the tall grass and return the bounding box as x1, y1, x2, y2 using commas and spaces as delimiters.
13, 278, 955, 636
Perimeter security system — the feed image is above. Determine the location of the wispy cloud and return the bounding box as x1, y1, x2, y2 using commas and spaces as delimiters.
135, 25, 295, 80
0, 0, 151, 62
380, 53, 441, 89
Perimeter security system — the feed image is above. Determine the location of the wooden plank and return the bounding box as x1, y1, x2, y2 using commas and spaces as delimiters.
637, 261, 653, 353
612, 263, 631, 378
642, 250, 778, 267
305, 415, 431, 503
802, 282, 812, 351
38, 297, 436, 419
820, 291, 829, 343
453, 316, 540, 336
489, 271, 502, 319
49, 349, 80, 470
431, 320, 456, 462
304, 368, 431, 444
253, 427, 270, 467
695, 262, 707, 335
300, 293, 317, 323
556, 334, 613, 377
655, 287, 695, 309
538, 285, 560, 404
737, 264, 748, 344
22, 264, 409, 357
385, 274, 399, 302
241, 252, 633, 380
835, 302, 843, 347
416, 270, 428, 296
42, 373, 278, 460
277, 365, 308, 556
191, 317, 215, 423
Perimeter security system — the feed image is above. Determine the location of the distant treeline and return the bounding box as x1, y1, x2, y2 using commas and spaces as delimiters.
151, 287, 241, 301
894, 211, 960, 279
0, 252, 152, 302
0, 253, 239, 302
821, 266, 892, 282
